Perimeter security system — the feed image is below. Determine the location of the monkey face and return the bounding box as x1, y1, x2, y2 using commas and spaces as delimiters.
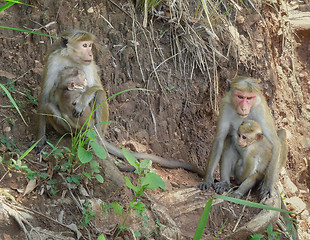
238, 134, 248, 148
233, 91, 256, 118
69, 41, 94, 65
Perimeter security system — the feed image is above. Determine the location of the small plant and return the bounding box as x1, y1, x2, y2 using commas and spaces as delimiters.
250, 233, 264, 240
0, 79, 16, 96
25, 89, 38, 105
265, 224, 281, 239
194, 195, 295, 240
82, 200, 96, 227
46, 179, 59, 195
100, 148, 165, 239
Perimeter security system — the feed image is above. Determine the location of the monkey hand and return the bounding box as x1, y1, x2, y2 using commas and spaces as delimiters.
214, 181, 230, 194
198, 176, 214, 191
72, 98, 86, 117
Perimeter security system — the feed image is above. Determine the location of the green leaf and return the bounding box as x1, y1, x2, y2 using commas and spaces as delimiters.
86, 129, 97, 141
122, 148, 139, 169
250, 233, 264, 240
83, 172, 92, 179
95, 174, 104, 183
0, 83, 28, 126
97, 234, 106, 240
141, 172, 165, 190
132, 202, 145, 213
140, 159, 152, 170
194, 198, 213, 240
90, 160, 100, 173
0, 26, 56, 38
214, 195, 294, 214
112, 202, 123, 216
90, 141, 107, 159
125, 176, 140, 192
78, 145, 92, 163
71, 175, 81, 185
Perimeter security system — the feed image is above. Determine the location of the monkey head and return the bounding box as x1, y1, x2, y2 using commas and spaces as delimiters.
60, 30, 96, 65
238, 120, 263, 148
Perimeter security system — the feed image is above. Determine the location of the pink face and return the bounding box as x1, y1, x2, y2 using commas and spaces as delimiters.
234, 91, 256, 118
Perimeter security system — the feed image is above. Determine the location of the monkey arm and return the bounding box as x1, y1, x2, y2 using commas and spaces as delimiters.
213, 137, 239, 194
72, 86, 103, 117
258, 113, 282, 200
231, 172, 263, 198
198, 109, 231, 190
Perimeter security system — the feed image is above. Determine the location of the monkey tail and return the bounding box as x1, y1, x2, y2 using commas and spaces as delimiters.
280, 199, 299, 240
102, 140, 205, 177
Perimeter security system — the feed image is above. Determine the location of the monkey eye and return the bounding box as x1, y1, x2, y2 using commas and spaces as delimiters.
82, 43, 88, 48
242, 135, 247, 140
247, 97, 253, 100
237, 95, 244, 99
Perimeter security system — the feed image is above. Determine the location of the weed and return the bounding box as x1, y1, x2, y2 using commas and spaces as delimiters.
1, 79, 16, 96
100, 148, 165, 239
82, 200, 96, 227
25, 89, 38, 105
250, 233, 264, 240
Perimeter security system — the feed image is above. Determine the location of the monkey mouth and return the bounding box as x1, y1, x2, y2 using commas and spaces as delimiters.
238, 113, 248, 118
84, 60, 92, 64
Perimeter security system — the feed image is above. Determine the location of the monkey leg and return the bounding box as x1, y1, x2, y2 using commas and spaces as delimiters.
214, 138, 239, 194
230, 172, 263, 198
44, 103, 71, 134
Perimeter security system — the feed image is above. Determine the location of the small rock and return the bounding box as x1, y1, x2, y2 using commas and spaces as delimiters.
87, 7, 94, 13
284, 196, 306, 213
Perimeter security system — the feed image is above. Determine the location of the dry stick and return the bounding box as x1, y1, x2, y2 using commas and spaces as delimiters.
131, 13, 146, 84
129, 5, 164, 94
233, 190, 252, 232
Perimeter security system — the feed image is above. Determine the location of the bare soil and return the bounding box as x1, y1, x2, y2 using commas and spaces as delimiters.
0, 0, 309, 239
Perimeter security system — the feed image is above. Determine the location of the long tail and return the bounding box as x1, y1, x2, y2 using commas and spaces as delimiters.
103, 140, 205, 177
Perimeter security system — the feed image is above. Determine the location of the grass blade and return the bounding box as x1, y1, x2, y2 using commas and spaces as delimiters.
0, 83, 28, 126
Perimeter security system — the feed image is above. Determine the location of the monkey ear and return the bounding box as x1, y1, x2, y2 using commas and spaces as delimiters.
61, 36, 69, 48
257, 133, 264, 141
67, 81, 75, 90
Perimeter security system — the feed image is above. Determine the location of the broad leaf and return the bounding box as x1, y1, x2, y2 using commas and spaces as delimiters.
141, 172, 165, 190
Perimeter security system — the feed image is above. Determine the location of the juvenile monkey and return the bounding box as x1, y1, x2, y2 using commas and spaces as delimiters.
36, 29, 109, 151
45, 67, 94, 132
230, 120, 287, 198
199, 76, 283, 200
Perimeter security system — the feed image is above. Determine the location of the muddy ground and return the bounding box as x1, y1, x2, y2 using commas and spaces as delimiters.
0, 0, 309, 239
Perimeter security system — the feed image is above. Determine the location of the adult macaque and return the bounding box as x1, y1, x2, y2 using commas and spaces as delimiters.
198, 76, 283, 200
230, 120, 287, 198
45, 67, 97, 132
36, 29, 109, 151
35, 29, 204, 178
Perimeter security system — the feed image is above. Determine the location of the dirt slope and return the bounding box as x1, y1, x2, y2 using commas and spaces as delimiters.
0, 0, 309, 239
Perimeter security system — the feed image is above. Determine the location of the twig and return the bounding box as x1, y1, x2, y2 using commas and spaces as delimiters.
233, 190, 251, 232
58, 173, 83, 211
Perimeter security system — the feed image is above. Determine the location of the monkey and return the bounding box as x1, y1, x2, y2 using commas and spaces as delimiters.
198, 76, 283, 200
35, 29, 204, 178
35, 29, 109, 151
234, 121, 298, 240
228, 120, 287, 199
44, 66, 97, 133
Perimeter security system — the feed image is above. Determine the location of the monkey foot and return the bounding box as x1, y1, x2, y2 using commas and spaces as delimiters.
214, 181, 230, 194
198, 181, 213, 191
229, 191, 243, 199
